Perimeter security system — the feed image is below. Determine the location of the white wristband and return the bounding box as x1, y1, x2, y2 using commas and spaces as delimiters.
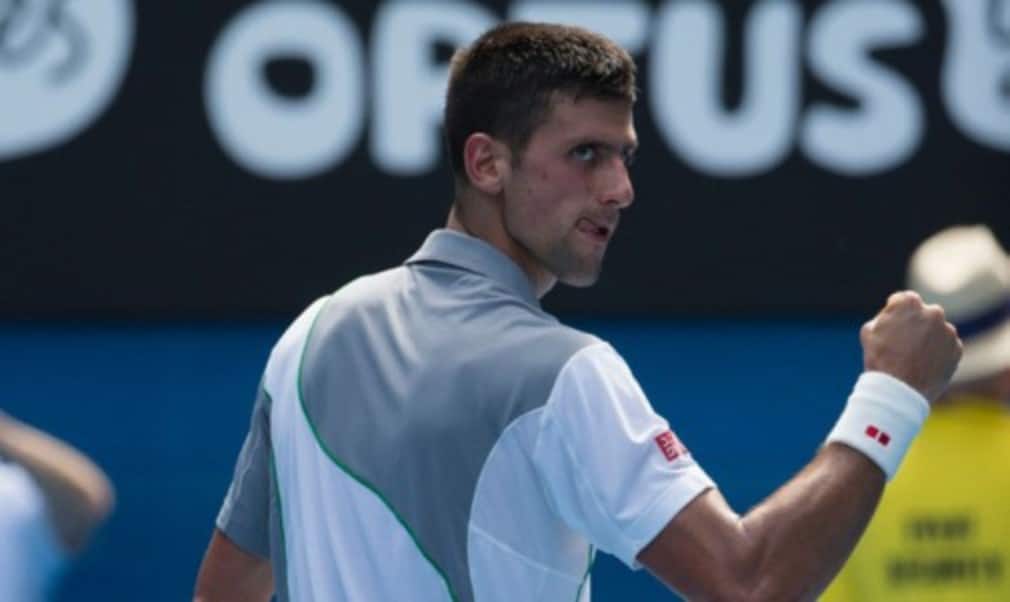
825, 371, 930, 480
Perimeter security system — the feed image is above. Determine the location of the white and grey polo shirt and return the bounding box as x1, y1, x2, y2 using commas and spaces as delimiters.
217, 229, 714, 601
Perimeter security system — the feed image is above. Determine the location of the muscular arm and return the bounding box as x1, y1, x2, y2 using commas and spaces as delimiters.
639, 291, 962, 601
194, 528, 273, 602
0, 414, 115, 553
638, 442, 883, 601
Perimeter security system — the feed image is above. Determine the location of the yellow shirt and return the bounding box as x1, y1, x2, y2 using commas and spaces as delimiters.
822, 397, 1010, 601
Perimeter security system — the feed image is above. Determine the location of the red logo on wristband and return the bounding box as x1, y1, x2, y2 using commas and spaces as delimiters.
865, 425, 891, 447
655, 430, 687, 462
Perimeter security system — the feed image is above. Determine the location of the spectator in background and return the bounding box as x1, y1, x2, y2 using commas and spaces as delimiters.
0, 412, 115, 601
823, 224, 1010, 601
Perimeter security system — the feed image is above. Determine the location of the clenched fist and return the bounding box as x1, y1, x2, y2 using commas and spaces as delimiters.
861, 291, 963, 403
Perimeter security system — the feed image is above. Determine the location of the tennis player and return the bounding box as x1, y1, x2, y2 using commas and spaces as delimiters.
194, 22, 962, 602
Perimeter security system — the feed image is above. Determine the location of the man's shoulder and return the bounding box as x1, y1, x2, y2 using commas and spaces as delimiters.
529, 321, 602, 358
267, 267, 407, 352
468, 315, 603, 386
288, 263, 604, 375
331, 265, 410, 302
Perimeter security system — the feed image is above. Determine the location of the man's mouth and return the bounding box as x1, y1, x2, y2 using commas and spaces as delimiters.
576, 217, 615, 243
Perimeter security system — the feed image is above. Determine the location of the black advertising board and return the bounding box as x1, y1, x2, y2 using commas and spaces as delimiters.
2, 0, 1008, 318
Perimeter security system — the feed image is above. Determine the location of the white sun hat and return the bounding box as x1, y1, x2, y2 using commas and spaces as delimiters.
906, 225, 1010, 384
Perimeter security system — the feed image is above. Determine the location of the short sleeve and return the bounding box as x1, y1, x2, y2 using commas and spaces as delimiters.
532, 342, 715, 569
216, 384, 272, 558
0, 462, 67, 601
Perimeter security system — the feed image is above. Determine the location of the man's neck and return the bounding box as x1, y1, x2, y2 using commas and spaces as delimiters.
446, 202, 556, 298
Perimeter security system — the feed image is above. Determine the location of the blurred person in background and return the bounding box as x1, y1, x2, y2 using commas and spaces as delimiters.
194, 22, 962, 602
823, 224, 1010, 601
0, 412, 114, 601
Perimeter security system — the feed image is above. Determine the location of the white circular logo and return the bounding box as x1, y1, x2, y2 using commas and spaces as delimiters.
0, 0, 134, 161
204, 2, 365, 180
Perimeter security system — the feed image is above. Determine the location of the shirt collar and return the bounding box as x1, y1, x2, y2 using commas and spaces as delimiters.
406, 229, 540, 306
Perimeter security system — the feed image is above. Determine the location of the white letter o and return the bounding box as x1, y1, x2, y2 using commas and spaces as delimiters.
205, 3, 365, 180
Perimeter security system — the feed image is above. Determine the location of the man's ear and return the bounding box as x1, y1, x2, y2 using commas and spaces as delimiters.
462, 133, 510, 195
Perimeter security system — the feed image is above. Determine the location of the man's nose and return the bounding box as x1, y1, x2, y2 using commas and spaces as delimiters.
601, 160, 635, 209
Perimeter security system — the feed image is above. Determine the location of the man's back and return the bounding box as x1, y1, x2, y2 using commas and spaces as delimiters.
268, 230, 595, 601
214, 231, 714, 601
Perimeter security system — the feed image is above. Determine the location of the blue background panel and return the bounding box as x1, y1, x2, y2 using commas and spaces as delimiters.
2, 318, 864, 600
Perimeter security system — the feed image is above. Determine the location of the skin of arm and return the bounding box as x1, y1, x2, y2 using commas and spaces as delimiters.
638, 291, 962, 601
0, 413, 115, 553
193, 528, 274, 602
639, 443, 883, 601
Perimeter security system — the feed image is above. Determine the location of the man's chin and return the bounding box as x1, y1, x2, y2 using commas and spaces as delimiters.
558, 269, 601, 288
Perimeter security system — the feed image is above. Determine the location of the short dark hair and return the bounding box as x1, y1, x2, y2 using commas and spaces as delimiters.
444, 22, 637, 182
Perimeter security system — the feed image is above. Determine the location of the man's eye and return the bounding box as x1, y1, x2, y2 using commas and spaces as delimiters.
572, 145, 597, 162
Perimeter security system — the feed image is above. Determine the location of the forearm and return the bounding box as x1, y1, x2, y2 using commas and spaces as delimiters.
0, 415, 115, 552
640, 443, 885, 601
736, 442, 884, 600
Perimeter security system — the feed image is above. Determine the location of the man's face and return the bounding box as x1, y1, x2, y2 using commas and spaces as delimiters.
501, 95, 637, 289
